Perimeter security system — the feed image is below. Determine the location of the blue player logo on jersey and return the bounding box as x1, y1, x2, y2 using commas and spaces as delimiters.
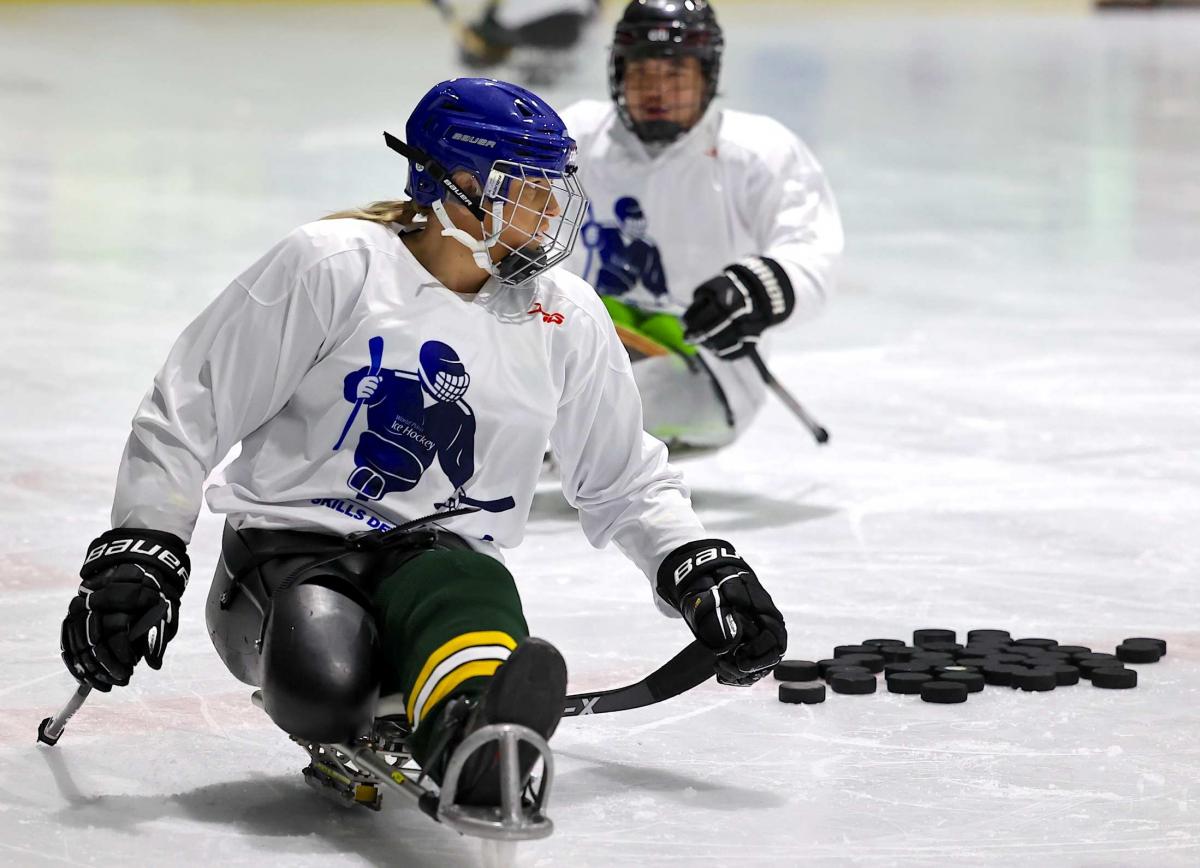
580, 196, 669, 300
334, 338, 515, 514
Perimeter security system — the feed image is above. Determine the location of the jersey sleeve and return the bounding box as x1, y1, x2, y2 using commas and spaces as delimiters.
547, 300, 708, 616
110, 228, 354, 541
736, 118, 844, 323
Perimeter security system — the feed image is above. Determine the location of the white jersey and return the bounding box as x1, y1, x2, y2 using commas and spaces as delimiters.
111, 218, 705, 608
559, 99, 843, 320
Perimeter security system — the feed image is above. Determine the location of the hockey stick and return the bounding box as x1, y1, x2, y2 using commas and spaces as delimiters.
460, 493, 516, 512
36, 602, 170, 746
428, 0, 498, 60
37, 684, 91, 746
434, 492, 516, 513
746, 347, 829, 445
562, 640, 717, 717
334, 336, 384, 451
614, 323, 671, 360
42, 637, 714, 744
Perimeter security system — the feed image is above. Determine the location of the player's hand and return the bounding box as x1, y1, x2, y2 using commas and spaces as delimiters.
61, 529, 189, 691
356, 376, 381, 400
683, 257, 795, 359
656, 539, 786, 686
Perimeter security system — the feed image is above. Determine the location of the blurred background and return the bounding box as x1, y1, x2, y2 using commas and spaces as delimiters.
2, 2, 1198, 866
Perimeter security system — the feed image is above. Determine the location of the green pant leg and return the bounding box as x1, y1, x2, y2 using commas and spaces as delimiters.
600, 294, 644, 328
371, 549, 529, 763
639, 312, 697, 356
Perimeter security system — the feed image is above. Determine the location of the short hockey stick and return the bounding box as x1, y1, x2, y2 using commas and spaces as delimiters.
746, 347, 829, 445
37, 683, 91, 746
333, 336, 384, 451
37, 601, 169, 746
614, 323, 671, 360
40, 637, 715, 743
434, 492, 516, 513
562, 640, 717, 717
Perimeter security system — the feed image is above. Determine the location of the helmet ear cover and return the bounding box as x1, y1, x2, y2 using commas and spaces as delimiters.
383, 132, 487, 221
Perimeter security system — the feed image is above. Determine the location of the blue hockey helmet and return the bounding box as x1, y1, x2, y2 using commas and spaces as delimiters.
384, 78, 588, 286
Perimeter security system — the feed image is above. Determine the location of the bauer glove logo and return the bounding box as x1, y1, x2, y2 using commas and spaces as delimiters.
672, 545, 741, 585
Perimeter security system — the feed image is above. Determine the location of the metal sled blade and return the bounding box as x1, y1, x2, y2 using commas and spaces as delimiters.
251, 691, 556, 841
436, 723, 555, 841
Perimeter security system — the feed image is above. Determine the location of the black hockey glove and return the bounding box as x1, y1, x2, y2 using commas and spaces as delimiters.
657, 539, 787, 686
682, 256, 795, 360
61, 529, 190, 691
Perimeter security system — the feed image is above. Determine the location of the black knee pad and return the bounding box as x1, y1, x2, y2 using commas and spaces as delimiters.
261, 580, 381, 744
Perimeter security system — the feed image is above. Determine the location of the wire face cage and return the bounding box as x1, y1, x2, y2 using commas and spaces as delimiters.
484, 159, 587, 286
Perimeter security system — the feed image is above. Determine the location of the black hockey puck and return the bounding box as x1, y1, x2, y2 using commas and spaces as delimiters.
880, 645, 918, 663
961, 643, 1008, 655
817, 658, 844, 677
830, 671, 877, 695
836, 653, 885, 673
1011, 667, 1057, 692
938, 670, 985, 692
1005, 645, 1048, 658
955, 655, 992, 669
911, 652, 956, 664
1116, 643, 1162, 664
1052, 664, 1080, 686
1123, 637, 1166, 655
1013, 638, 1058, 649
933, 665, 979, 677
1030, 651, 1071, 663
1090, 667, 1138, 689
774, 660, 820, 682
834, 644, 876, 658
823, 665, 871, 681
885, 661, 934, 676
982, 653, 1028, 666
1054, 645, 1092, 657
779, 682, 827, 704
913, 629, 956, 648
920, 641, 965, 654
863, 638, 906, 648
1076, 655, 1121, 678
920, 680, 968, 704
982, 664, 1025, 686
886, 672, 932, 694
966, 629, 1011, 644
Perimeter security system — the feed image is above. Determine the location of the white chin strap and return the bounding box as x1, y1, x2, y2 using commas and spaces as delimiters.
430, 199, 507, 276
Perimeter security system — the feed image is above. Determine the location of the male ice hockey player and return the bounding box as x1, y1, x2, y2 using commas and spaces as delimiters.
56, 77, 787, 830
562, 0, 844, 450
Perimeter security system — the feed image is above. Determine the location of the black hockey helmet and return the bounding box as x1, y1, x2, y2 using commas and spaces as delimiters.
608, 0, 725, 145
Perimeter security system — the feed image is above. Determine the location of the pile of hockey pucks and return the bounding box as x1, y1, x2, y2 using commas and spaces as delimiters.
776, 630, 1166, 706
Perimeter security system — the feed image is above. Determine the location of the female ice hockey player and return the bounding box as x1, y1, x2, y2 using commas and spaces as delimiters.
562, 0, 844, 450
57, 77, 786, 820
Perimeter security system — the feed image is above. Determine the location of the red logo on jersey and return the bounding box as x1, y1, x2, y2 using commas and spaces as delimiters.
528, 302, 565, 325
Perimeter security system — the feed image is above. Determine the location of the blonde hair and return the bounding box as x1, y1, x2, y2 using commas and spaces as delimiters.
323, 199, 430, 227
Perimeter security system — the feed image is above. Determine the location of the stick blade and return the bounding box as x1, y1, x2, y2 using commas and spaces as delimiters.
36, 717, 61, 747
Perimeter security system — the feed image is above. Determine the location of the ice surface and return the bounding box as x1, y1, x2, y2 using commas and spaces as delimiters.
2, 2, 1198, 866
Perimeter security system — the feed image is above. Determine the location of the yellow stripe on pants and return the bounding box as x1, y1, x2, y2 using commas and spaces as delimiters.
417, 659, 505, 726
407, 630, 517, 723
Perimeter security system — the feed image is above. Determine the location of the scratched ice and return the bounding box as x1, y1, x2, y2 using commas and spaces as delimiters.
2, 3, 1198, 866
